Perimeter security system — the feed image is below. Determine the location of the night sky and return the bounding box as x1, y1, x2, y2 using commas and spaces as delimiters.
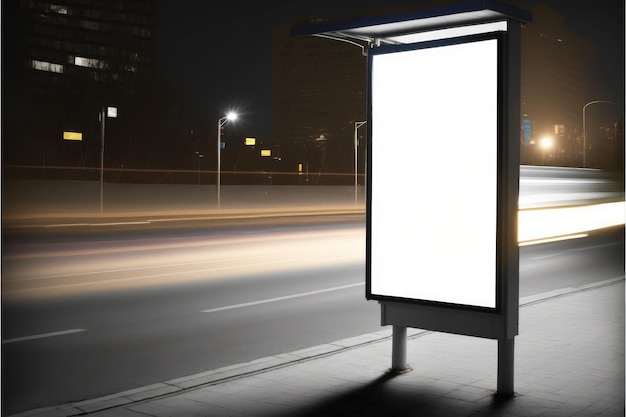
156, 0, 624, 142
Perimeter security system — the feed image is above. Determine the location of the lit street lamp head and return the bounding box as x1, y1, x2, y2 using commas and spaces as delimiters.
540, 136, 553, 150
219, 111, 238, 127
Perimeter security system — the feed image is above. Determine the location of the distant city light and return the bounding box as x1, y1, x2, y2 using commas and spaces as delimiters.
226, 111, 237, 121
63, 131, 82, 141
539, 136, 553, 149
74, 56, 107, 69
31, 59, 64, 74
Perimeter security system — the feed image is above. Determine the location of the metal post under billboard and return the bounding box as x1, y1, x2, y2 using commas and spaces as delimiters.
291, 0, 531, 397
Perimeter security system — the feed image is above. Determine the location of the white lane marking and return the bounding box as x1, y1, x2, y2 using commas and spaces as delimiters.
202, 282, 365, 313
2, 328, 87, 344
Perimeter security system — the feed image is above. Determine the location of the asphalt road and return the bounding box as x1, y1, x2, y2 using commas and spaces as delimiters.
2, 215, 624, 415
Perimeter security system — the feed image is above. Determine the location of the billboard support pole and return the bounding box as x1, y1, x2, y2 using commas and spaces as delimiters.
497, 337, 515, 396
391, 325, 408, 372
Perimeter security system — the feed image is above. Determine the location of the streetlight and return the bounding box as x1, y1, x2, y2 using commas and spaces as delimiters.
217, 111, 237, 208
539, 135, 553, 150
354, 121, 366, 205
100, 105, 117, 213
582, 100, 621, 168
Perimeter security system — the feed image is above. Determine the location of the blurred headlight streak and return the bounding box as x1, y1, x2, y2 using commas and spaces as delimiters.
519, 201, 624, 245
2, 228, 366, 299
518, 234, 588, 247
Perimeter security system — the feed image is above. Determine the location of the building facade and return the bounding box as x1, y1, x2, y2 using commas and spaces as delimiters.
3, 0, 157, 173
271, 24, 367, 184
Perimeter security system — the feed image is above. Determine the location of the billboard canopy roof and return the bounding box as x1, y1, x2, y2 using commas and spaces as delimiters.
290, 0, 531, 46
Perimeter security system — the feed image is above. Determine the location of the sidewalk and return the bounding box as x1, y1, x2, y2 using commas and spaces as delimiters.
12, 278, 625, 417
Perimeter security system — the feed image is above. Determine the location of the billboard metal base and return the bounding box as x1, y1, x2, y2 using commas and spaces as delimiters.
388, 322, 516, 396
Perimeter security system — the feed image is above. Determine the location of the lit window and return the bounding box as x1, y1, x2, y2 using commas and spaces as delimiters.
31, 59, 63, 73
74, 56, 108, 69
49, 4, 68, 14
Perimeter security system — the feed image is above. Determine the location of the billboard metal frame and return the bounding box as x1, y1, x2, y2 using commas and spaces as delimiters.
366, 28, 519, 341
366, 31, 506, 314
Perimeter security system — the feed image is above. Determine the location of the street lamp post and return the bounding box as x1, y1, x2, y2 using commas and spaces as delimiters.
216, 112, 237, 209
354, 121, 366, 205
582, 100, 621, 168
196, 152, 203, 184
100, 105, 117, 213
100, 106, 105, 213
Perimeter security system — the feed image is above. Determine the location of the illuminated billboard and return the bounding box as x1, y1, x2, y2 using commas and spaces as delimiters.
367, 33, 503, 309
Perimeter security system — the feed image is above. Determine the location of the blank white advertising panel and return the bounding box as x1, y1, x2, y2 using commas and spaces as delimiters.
368, 34, 501, 309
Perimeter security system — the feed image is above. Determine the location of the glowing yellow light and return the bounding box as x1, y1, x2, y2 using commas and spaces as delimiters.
63, 131, 83, 141
261, 149, 271, 157
539, 136, 553, 149
245, 138, 256, 146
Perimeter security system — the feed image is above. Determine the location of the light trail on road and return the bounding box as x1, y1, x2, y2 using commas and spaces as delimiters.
4, 198, 623, 300
2, 225, 366, 300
